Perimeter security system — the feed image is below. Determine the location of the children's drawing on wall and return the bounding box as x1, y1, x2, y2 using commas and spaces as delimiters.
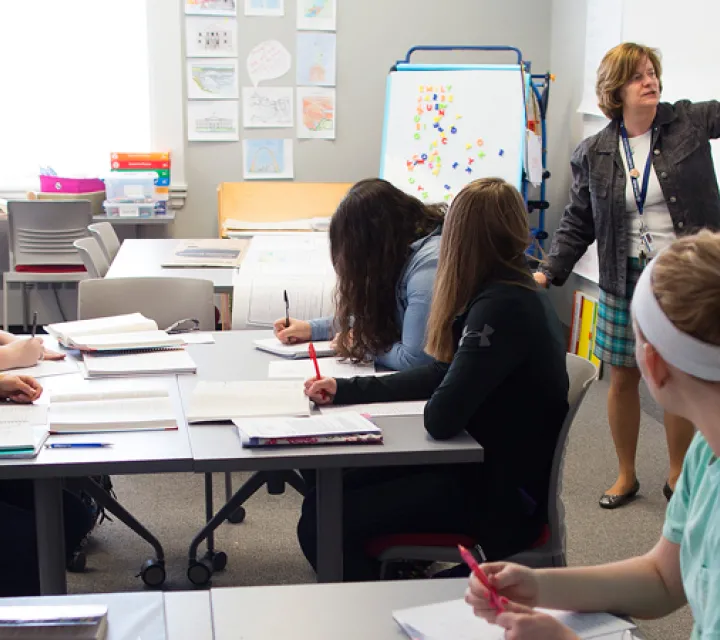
187, 101, 240, 141
247, 40, 292, 87
243, 139, 294, 179
243, 87, 293, 128
186, 0, 237, 16
296, 87, 335, 139
185, 16, 238, 57
296, 0, 336, 31
244, 0, 284, 17
296, 32, 336, 86
187, 60, 239, 99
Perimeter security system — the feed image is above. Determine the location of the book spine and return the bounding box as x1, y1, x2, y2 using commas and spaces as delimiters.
245, 434, 383, 447
113, 168, 171, 179
110, 160, 170, 170
110, 152, 170, 162
569, 291, 583, 354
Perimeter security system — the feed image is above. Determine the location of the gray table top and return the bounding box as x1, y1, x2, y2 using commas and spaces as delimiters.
0, 374, 194, 480
0, 591, 167, 640
183, 331, 484, 473
210, 578, 468, 640
106, 239, 235, 293
163, 591, 213, 640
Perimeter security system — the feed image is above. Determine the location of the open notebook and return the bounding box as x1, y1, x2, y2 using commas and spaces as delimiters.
82, 349, 197, 378
0, 405, 49, 458
233, 411, 382, 447
48, 386, 177, 433
253, 338, 335, 359
186, 380, 310, 424
268, 359, 376, 379
392, 599, 636, 640
45, 313, 184, 351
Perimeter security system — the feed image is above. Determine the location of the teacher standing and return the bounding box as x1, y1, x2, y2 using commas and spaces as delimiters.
535, 42, 720, 509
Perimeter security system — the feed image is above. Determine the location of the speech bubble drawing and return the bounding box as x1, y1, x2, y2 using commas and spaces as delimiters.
247, 40, 292, 87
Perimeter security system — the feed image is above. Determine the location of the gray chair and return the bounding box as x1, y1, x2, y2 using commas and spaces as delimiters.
88, 222, 121, 263
78, 277, 215, 330
3, 200, 91, 330
73, 237, 109, 278
74, 275, 216, 587
371, 353, 599, 576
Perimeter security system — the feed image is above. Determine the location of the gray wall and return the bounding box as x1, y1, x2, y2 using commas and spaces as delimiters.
545, 0, 599, 322
178, 0, 553, 238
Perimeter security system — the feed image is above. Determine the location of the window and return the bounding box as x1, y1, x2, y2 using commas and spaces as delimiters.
0, 0, 151, 191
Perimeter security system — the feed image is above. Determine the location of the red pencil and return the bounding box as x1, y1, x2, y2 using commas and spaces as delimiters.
458, 544, 504, 614
308, 343, 328, 400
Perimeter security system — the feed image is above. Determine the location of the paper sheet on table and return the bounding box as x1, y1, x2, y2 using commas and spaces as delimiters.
268, 359, 375, 379
6, 358, 79, 379
393, 599, 635, 640
180, 332, 216, 344
319, 400, 426, 417
254, 337, 334, 358
232, 234, 335, 328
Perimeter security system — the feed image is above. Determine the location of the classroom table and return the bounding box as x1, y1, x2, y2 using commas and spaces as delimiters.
163, 591, 214, 640
181, 330, 485, 584
0, 373, 194, 596
209, 578, 465, 640
105, 238, 235, 294
0, 591, 168, 639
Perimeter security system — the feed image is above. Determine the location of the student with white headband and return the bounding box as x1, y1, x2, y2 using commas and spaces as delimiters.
466, 230, 720, 639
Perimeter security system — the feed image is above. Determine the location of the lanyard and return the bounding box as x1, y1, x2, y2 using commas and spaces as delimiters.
619, 122, 654, 216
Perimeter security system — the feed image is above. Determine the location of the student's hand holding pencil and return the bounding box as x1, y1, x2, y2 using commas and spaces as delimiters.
5, 337, 44, 367
304, 377, 337, 405
273, 317, 312, 344
465, 562, 539, 623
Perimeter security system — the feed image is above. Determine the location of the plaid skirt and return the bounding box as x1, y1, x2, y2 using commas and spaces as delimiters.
594, 258, 645, 368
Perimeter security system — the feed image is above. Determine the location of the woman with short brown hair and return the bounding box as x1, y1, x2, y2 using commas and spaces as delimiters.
536, 42, 720, 509
299, 178, 569, 582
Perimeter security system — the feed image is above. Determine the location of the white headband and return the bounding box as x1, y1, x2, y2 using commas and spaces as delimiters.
632, 255, 720, 381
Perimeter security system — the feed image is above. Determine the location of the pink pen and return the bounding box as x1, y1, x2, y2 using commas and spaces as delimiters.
458, 544, 505, 614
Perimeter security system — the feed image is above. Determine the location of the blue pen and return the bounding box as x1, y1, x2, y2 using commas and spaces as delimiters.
45, 443, 113, 449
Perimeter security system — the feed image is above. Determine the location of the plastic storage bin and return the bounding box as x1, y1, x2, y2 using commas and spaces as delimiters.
103, 201, 166, 218
40, 175, 105, 194
103, 172, 158, 202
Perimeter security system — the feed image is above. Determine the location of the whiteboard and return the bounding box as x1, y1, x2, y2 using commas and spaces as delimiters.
380, 65, 527, 205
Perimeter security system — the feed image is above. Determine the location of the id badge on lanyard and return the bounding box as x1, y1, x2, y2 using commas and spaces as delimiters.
620, 122, 656, 263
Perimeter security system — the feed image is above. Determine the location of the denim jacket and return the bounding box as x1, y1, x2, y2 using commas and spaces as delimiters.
309, 229, 440, 371
543, 101, 720, 297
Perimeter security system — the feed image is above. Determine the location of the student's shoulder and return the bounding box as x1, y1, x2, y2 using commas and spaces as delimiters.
683, 432, 717, 480
466, 282, 538, 322
407, 232, 441, 272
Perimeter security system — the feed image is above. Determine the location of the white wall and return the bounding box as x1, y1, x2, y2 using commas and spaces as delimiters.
176, 0, 553, 238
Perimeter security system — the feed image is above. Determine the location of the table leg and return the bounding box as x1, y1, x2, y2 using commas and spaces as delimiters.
34, 478, 67, 595
315, 467, 343, 583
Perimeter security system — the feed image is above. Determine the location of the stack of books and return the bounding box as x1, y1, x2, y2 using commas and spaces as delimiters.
0, 604, 108, 639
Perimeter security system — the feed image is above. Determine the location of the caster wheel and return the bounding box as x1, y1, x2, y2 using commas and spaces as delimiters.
211, 551, 227, 572
66, 551, 86, 573
187, 559, 212, 586
227, 506, 246, 524
138, 559, 166, 588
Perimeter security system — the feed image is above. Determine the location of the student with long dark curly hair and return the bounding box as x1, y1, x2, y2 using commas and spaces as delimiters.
274, 178, 444, 370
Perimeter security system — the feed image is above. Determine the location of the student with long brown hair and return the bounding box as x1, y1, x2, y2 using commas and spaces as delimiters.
299, 178, 569, 581
274, 178, 444, 370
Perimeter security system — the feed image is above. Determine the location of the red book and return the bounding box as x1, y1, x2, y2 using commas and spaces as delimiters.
111, 160, 170, 170
110, 152, 170, 162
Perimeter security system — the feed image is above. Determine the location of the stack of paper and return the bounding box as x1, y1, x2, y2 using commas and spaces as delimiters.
233, 411, 382, 447
0, 604, 108, 639
392, 599, 636, 640
46, 313, 184, 351
82, 349, 197, 378
162, 239, 249, 268
254, 338, 335, 359
268, 359, 375, 379
49, 385, 177, 433
0, 405, 49, 458
186, 380, 310, 424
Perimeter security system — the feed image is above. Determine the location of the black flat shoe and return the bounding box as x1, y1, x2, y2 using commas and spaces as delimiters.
599, 479, 640, 510
663, 482, 674, 502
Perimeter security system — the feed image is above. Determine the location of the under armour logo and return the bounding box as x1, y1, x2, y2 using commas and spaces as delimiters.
459, 324, 494, 348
